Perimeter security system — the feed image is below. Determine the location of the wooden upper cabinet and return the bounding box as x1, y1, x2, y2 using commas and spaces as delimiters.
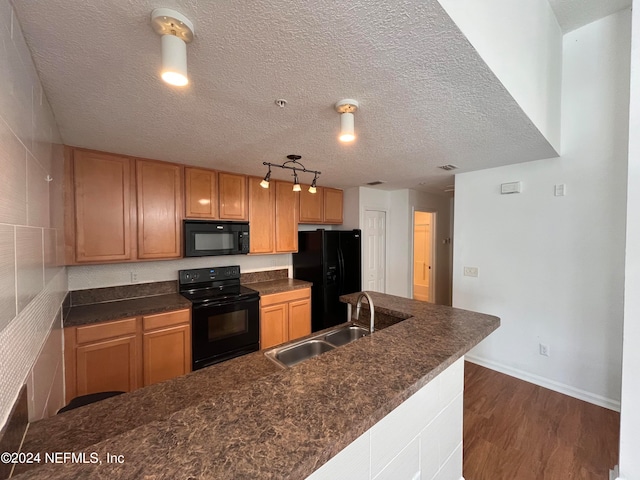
185, 167, 218, 219
136, 159, 183, 259
219, 172, 248, 220
323, 188, 344, 224
298, 186, 324, 224
248, 176, 275, 254
275, 181, 299, 253
72, 149, 135, 263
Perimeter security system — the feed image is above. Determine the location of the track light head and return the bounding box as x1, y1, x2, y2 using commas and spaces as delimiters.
260, 168, 271, 189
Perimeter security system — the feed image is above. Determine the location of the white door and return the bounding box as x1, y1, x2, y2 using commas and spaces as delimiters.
364, 210, 386, 292
413, 211, 435, 303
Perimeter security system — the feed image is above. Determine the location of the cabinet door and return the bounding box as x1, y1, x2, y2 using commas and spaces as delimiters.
299, 186, 324, 224
143, 324, 191, 386
73, 150, 134, 262
248, 176, 275, 253
275, 181, 299, 253
185, 167, 218, 219
219, 172, 248, 220
323, 188, 343, 224
76, 335, 139, 396
288, 298, 311, 341
260, 304, 288, 349
137, 160, 183, 259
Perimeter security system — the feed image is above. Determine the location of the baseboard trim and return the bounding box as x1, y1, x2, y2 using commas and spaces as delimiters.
465, 355, 621, 412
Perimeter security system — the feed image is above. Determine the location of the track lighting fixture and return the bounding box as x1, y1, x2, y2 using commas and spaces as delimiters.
262, 155, 321, 193
335, 99, 359, 142
260, 166, 271, 188
151, 8, 194, 87
293, 171, 301, 192
309, 174, 318, 194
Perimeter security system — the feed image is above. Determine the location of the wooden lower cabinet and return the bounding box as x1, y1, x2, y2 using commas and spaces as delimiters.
260, 288, 311, 349
260, 303, 288, 349
75, 333, 139, 397
288, 298, 312, 340
64, 309, 191, 403
142, 310, 191, 387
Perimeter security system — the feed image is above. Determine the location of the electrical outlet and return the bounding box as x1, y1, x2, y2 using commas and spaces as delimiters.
539, 343, 550, 357
463, 266, 479, 277
130, 271, 138, 283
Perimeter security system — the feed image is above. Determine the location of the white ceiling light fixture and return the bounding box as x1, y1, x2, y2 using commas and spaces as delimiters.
151, 8, 194, 87
335, 99, 359, 142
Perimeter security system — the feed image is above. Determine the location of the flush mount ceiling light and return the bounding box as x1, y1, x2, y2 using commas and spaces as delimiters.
335, 99, 359, 142
261, 155, 321, 193
151, 8, 194, 87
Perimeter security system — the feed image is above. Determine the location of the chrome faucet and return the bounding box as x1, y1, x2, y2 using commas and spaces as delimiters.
352, 292, 375, 333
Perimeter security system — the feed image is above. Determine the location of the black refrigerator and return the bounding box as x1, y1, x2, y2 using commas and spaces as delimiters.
293, 229, 362, 332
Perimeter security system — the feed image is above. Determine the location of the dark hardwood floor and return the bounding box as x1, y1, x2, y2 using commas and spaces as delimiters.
463, 361, 620, 480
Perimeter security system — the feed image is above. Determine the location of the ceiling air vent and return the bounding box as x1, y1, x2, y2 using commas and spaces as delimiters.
366, 181, 386, 186
438, 164, 459, 171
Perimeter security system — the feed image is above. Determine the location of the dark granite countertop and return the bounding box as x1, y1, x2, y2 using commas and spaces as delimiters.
15, 292, 499, 479
63, 293, 192, 328
245, 278, 312, 295
63, 278, 309, 329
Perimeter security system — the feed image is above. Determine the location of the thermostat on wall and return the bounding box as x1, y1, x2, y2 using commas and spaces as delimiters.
501, 181, 521, 194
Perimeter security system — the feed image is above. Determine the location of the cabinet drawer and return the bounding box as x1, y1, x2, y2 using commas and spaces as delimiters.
143, 309, 190, 331
260, 287, 311, 307
76, 317, 138, 344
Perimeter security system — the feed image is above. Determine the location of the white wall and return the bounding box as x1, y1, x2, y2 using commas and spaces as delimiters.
386, 190, 410, 297
453, 10, 631, 410
0, 1, 67, 427
342, 186, 360, 230
618, 0, 640, 476
437, 0, 562, 152
68, 254, 292, 290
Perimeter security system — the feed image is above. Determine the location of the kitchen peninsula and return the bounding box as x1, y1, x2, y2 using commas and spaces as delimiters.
13, 292, 499, 479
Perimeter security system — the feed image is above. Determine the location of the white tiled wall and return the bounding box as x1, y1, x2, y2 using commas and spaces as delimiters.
0, 1, 67, 428
67, 254, 293, 290
308, 357, 465, 480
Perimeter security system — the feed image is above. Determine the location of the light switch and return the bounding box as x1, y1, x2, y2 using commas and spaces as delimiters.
554, 184, 566, 196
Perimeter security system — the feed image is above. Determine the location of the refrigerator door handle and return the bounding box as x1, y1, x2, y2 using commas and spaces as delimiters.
337, 247, 345, 294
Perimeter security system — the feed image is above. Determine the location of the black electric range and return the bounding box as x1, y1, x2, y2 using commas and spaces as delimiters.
179, 266, 260, 370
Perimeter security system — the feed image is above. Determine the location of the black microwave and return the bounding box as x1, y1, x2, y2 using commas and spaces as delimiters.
184, 220, 250, 257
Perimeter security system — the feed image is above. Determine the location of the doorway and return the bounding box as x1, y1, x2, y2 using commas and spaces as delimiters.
363, 210, 386, 292
413, 211, 435, 302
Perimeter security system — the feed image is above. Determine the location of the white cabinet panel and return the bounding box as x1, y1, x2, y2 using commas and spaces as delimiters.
371, 377, 438, 476
372, 437, 420, 480
307, 431, 370, 480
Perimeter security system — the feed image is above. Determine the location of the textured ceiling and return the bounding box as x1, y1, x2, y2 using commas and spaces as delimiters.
547, 0, 631, 33
12, 0, 561, 194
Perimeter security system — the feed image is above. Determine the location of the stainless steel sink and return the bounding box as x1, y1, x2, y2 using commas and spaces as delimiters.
265, 323, 370, 368
272, 340, 335, 367
323, 325, 369, 347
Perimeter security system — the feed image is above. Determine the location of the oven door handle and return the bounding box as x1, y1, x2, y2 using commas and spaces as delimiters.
192, 297, 257, 310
